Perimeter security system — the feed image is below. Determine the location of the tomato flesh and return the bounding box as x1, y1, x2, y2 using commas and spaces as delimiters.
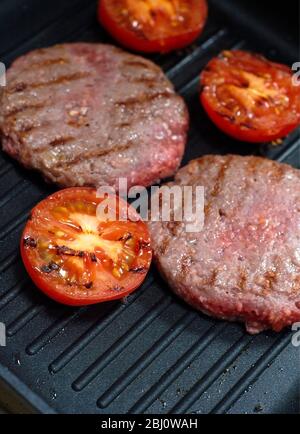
21, 188, 152, 306
200, 50, 300, 143
98, 0, 208, 53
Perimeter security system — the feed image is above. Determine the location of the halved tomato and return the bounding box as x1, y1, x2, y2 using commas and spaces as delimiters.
98, 0, 208, 53
200, 50, 300, 143
21, 188, 152, 306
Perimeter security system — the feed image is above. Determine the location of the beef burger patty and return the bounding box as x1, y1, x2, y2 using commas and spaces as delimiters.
148, 155, 300, 333
0, 43, 188, 189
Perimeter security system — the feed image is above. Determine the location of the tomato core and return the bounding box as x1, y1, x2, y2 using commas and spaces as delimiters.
21, 188, 152, 305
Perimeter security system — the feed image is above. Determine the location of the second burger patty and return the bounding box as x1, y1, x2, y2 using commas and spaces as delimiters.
148, 155, 300, 334
0, 43, 188, 189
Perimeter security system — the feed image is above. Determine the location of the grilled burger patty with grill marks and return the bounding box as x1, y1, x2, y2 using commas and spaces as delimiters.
0, 43, 188, 189
148, 154, 300, 334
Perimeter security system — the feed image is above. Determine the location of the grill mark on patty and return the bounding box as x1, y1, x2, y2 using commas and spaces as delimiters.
270, 162, 285, 182
48, 136, 75, 147
166, 221, 182, 236
264, 270, 277, 291
8, 71, 90, 93
205, 156, 233, 216
7, 82, 27, 93
17, 123, 40, 134
211, 156, 233, 197
157, 235, 170, 255
115, 91, 172, 108
207, 269, 218, 286
128, 77, 159, 86
31, 135, 76, 153
199, 269, 219, 287
238, 269, 247, 291
122, 60, 156, 70
31, 71, 91, 88
55, 142, 132, 168
245, 155, 259, 173
17, 121, 51, 142
4, 102, 46, 119
179, 254, 194, 278
1, 43, 187, 192
21, 57, 69, 71
149, 155, 300, 333
116, 122, 131, 128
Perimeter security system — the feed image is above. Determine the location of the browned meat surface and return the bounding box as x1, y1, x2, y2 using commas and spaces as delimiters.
0, 43, 188, 189
148, 155, 300, 333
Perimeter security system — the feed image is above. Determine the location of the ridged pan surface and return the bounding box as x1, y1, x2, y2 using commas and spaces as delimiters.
0, 0, 298, 414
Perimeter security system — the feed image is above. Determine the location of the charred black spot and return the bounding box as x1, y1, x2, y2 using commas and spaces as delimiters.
56, 245, 80, 257
119, 232, 132, 242
130, 266, 147, 274
138, 240, 151, 251
23, 237, 37, 248
90, 253, 97, 262
218, 209, 227, 218
78, 251, 84, 258
56, 245, 74, 255
40, 264, 52, 273
84, 282, 93, 289
40, 261, 60, 273
49, 261, 60, 271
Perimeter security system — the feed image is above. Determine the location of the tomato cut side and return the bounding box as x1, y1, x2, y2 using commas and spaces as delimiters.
21, 188, 152, 306
200, 50, 300, 143
98, 0, 208, 53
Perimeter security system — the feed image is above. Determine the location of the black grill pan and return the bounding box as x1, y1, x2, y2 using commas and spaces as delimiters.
0, 0, 299, 414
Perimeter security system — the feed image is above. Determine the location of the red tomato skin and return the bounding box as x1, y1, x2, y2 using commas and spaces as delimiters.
98, 0, 208, 53
200, 51, 300, 143
200, 92, 299, 143
20, 188, 152, 306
